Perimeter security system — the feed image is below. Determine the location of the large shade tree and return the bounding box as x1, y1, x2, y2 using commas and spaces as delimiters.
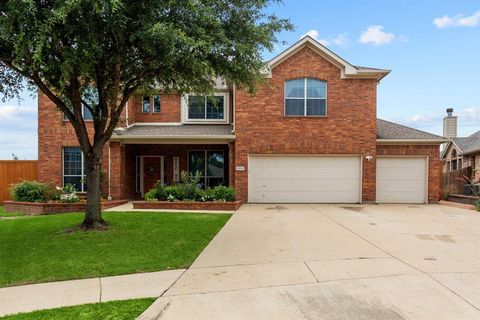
0, 0, 291, 229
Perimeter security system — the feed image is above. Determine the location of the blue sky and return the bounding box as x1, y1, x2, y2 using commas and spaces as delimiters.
1, 0, 479, 159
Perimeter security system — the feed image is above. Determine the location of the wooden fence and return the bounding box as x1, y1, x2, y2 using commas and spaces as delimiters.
0, 160, 38, 204
442, 166, 473, 196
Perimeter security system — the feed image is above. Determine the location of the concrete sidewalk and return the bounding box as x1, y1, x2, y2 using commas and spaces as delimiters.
0, 269, 185, 317
139, 204, 480, 320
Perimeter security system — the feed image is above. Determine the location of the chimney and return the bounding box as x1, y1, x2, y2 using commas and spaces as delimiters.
443, 108, 457, 138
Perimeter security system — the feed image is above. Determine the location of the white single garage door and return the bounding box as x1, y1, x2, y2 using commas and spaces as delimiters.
248, 155, 361, 203
376, 157, 427, 203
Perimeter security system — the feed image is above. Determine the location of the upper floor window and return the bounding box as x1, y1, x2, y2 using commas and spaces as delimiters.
142, 95, 161, 113
285, 78, 326, 116
63, 87, 97, 121
187, 95, 225, 120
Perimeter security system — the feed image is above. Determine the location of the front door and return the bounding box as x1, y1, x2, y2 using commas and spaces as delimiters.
143, 157, 162, 196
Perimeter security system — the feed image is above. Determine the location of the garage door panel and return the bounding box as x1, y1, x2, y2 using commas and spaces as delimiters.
248, 155, 361, 203
376, 157, 427, 204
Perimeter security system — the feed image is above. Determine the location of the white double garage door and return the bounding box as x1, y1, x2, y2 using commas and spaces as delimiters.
248, 155, 428, 204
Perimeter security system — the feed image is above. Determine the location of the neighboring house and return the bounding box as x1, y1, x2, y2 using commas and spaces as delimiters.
38, 36, 446, 204
441, 108, 480, 181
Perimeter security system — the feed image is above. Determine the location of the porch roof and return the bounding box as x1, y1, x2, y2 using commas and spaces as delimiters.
111, 124, 235, 142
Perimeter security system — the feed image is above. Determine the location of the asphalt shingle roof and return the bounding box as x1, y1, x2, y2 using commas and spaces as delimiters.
114, 120, 444, 142
376, 119, 444, 140
451, 136, 480, 155
112, 124, 234, 138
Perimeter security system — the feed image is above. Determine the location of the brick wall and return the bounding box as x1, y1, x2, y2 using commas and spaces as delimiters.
109, 143, 230, 199
234, 46, 378, 202
37, 93, 110, 193
376, 144, 442, 202
128, 94, 181, 124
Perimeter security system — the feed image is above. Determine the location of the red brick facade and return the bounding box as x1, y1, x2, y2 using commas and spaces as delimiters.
234, 46, 378, 202
37, 41, 443, 203
376, 144, 442, 202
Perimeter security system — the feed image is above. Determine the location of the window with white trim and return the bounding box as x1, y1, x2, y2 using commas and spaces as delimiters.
63, 147, 86, 192
142, 95, 161, 113
285, 78, 326, 116
63, 87, 97, 121
188, 151, 225, 187
186, 95, 225, 120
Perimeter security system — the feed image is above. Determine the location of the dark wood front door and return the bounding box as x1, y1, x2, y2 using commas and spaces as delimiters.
143, 157, 162, 196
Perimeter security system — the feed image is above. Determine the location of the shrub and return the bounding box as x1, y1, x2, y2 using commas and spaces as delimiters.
143, 171, 236, 202
56, 184, 80, 203
10, 180, 51, 203
211, 186, 236, 202
164, 185, 187, 201
177, 171, 202, 201
144, 189, 159, 201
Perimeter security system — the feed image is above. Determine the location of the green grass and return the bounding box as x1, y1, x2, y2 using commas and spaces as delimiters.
0, 298, 155, 320
0, 206, 25, 217
0, 211, 230, 287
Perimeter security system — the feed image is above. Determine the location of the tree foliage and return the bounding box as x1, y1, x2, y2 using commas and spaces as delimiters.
0, 0, 292, 227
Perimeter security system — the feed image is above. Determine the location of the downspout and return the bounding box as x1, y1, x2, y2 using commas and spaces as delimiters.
232, 84, 236, 133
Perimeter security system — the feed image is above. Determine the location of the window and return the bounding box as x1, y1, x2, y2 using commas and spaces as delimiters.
285, 78, 326, 116
63, 147, 86, 192
142, 95, 161, 113
188, 151, 225, 187
63, 87, 97, 121
187, 95, 225, 120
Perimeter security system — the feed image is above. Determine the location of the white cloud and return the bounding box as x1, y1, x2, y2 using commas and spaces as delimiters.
358, 25, 396, 45
433, 10, 480, 28
0, 104, 35, 120
300, 30, 349, 47
301, 29, 320, 40
390, 107, 480, 128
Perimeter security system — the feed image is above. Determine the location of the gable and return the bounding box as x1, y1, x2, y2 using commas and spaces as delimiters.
441, 140, 461, 160
262, 36, 390, 81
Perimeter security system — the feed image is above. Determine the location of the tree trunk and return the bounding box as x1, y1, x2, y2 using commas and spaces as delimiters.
82, 153, 107, 229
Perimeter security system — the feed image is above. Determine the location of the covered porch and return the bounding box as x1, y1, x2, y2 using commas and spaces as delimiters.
107, 124, 235, 200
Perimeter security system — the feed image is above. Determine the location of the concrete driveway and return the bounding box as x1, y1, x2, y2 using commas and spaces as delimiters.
141, 204, 480, 320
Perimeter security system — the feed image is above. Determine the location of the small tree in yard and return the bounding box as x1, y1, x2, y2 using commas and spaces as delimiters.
0, 1, 292, 229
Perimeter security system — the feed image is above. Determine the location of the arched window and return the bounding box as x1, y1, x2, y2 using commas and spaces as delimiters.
285, 78, 326, 116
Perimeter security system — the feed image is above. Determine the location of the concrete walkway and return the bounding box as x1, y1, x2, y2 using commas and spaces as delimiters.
0, 269, 185, 316
139, 204, 480, 320
104, 202, 234, 214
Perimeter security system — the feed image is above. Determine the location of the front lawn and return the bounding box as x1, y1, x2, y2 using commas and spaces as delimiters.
0, 206, 24, 217
0, 211, 230, 287
0, 298, 155, 320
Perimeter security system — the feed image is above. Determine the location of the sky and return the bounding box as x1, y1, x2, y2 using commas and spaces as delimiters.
1, 0, 479, 159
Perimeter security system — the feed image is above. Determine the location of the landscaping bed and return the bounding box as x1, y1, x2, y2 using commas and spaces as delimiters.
3, 200, 127, 215
133, 200, 242, 211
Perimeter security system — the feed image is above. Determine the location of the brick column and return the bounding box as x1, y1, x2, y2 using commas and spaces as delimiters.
109, 141, 126, 199
228, 141, 235, 188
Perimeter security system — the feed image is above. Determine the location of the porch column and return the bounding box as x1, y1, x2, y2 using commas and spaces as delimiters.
109, 141, 126, 199
228, 141, 235, 188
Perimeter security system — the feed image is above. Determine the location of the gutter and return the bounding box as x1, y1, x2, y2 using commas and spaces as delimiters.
376, 138, 448, 145
111, 135, 236, 141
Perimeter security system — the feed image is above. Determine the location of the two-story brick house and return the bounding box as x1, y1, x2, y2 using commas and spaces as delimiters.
38, 36, 446, 204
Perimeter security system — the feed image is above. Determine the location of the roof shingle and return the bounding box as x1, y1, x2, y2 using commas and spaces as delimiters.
376, 119, 445, 140
112, 124, 234, 138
